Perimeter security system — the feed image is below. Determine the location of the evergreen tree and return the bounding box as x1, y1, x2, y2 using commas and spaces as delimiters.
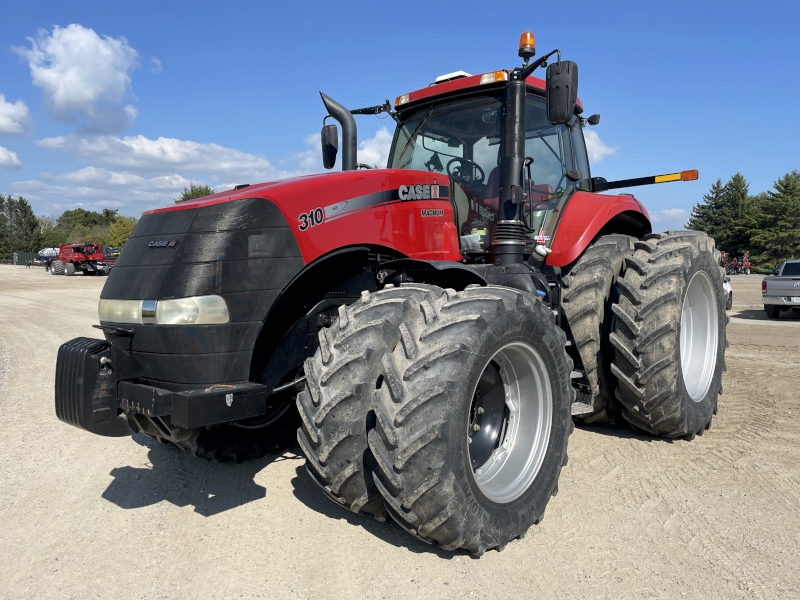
687, 179, 732, 248
0, 195, 42, 257
175, 182, 215, 203
107, 215, 138, 248
750, 170, 800, 263
724, 172, 757, 256
686, 173, 756, 256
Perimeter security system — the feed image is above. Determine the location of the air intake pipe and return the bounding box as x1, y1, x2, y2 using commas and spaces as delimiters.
320, 92, 357, 171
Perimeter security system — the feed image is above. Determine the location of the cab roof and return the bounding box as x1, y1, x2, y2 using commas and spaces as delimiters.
396, 72, 583, 112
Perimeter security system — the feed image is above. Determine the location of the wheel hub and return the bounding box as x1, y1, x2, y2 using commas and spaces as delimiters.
468, 342, 553, 503
680, 271, 719, 401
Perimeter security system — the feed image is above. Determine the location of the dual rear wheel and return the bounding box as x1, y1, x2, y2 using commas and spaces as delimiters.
298, 230, 727, 553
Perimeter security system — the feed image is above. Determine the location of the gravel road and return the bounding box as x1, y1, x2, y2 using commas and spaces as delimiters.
1, 267, 798, 599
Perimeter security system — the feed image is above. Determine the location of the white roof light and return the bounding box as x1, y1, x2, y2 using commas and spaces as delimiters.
434, 70, 472, 84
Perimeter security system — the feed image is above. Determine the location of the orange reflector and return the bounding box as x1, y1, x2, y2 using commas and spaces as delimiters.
519, 32, 536, 57
681, 169, 699, 181
479, 71, 509, 85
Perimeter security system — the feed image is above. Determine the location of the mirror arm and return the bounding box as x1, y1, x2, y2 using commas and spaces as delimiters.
517, 49, 560, 80
350, 100, 400, 124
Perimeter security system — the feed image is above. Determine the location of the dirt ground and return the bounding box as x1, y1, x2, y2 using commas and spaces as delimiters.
0, 267, 798, 599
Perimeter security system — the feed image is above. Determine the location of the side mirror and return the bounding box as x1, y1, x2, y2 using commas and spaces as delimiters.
545, 60, 578, 124
321, 123, 339, 170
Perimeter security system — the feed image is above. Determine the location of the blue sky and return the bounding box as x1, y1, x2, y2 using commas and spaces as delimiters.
1, 0, 798, 231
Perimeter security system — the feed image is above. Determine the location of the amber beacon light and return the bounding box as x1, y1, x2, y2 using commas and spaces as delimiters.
518, 32, 536, 60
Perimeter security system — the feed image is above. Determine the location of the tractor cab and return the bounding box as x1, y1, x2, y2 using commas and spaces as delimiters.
388, 86, 590, 253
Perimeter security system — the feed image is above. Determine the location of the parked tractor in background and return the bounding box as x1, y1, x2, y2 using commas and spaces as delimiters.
54, 32, 727, 556
50, 243, 112, 276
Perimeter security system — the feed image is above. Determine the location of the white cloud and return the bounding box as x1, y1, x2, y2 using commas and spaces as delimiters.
150, 57, 163, 73
0, 95, 33, 135
650, 207, 689, 231
37, 134, 301, 181
584, 130, 616, 164
13, 24, 139, 134
358, 127, 392, 168
0, 145, 23, 170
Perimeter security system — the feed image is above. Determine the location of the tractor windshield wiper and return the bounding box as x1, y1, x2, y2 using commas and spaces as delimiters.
396, 105, 436, 167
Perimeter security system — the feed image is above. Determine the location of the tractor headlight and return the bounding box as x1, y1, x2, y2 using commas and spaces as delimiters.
98, 299, 142, 324
156, 296, 229, 325
98, 295, 230, 325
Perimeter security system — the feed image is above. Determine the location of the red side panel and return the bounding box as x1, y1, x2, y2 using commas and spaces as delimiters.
145, 170, 462, 265
547, 191, 651, 267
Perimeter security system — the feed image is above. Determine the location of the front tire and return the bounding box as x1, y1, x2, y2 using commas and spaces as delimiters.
369, 286, 574, 554
726, 292, 733, 311
51, 260, 64, 275
610, 231, 728, 439
297, 285, 440, 520
64, 262, 76, 276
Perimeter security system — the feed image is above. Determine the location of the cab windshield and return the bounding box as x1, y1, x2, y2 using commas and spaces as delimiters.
389, 93, 588, 245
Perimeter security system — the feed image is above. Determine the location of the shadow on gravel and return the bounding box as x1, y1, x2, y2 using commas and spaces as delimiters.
732, 308, 800, 321
573, 421, 676, 443
289, 463, 459, 559
101, 433, 298, 517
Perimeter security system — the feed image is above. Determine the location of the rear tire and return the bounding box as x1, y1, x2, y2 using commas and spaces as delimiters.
64, 262, 75, 276
765, 305, 780, 319
610, 231, 727, 439
369, 285, 574, 554
726, 292, 733, 311
51, 260, 64, 275
561, 234, 634, 424
297, 285, 440, 520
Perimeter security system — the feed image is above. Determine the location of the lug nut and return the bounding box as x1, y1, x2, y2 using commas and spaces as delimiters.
473, 424, 481, 431
477, 407, 485, 415
468, 437, 472, 444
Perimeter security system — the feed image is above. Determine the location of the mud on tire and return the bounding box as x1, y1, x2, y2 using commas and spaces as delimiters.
561, 234, 634, 424
610, 230, 728, 439
297, 285, 441, 520
369, 285, 574, 554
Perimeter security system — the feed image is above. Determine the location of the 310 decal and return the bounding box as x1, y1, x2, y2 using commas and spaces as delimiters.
298, 208, 324, 231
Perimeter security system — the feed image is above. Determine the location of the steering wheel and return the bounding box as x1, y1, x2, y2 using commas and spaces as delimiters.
447, 157, 485, 185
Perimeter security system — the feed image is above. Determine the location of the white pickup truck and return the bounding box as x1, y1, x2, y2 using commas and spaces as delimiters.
762, 259, 800, 318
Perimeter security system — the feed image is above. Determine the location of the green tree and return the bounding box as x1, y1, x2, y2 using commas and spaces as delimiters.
0, 195, 41, 259
107, 215, 138, 248
750, 171, 800, 263
175, 182, 215, 203
686, 173, 756, 256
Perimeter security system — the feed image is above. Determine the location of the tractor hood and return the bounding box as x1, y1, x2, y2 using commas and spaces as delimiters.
98, 169, 459, 384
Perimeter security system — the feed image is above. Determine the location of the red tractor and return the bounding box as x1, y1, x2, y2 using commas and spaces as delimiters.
50, 242, 111, 276
55, 33, 727, 555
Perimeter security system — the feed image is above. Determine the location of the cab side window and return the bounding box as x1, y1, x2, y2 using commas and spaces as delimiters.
569, 120, 591, 191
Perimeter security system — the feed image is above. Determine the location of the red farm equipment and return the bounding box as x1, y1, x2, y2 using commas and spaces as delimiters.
50, 242, 112, 276
55, 32, 727, 555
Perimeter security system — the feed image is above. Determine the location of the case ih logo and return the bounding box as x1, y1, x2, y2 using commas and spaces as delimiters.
148, 239, 178, 248
398, 184, 440, 201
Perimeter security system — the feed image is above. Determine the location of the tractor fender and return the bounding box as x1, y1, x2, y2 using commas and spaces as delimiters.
547, 191, 652, 267
249, 245, 377, 383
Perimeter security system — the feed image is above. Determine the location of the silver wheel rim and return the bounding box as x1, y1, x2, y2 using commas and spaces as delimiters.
469, 342, 552, 503
680, 271, 719, 401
